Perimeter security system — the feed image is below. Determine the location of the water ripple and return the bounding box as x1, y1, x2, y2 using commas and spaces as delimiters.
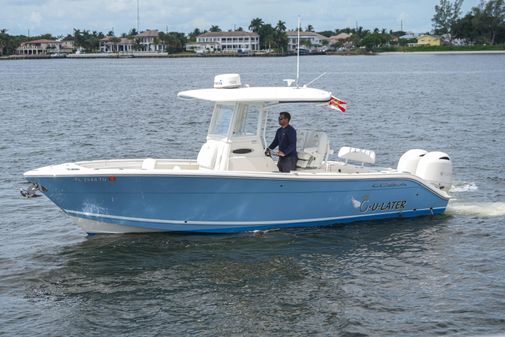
1, 55, 505, 336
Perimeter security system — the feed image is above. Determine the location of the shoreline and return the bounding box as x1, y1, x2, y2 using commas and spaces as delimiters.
378, 50, 505, 55
0, 52, 293, 60
1, 49, 504, 60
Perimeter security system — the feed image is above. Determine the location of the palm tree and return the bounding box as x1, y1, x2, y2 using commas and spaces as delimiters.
128, 28, 138, 38
276, 20, 287, 32
188, 28, 201, 42
0, 29, 8, 55
306, 24, 314, 32
249, 18, 264, 33
274, 21, 288, 53
209, 25, 221, 32
73, 28, 82, 49
259, 24, 274, 50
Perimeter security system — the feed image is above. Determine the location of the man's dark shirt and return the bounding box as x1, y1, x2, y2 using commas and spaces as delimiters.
268, 124, 297, 158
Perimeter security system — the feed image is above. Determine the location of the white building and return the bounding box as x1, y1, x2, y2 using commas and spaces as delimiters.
99, 37, 134, 53
16, 39, 73, 55
195, 31, 259, 53
137, 29, 165, 52
287, 31, 329, 52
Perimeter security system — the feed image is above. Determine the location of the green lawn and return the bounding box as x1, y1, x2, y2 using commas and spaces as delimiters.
377, 44, 505, 52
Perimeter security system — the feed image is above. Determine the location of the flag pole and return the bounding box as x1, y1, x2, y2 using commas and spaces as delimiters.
296, 16, 300, 88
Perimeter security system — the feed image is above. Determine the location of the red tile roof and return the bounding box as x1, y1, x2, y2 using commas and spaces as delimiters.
137, 29, 160, 37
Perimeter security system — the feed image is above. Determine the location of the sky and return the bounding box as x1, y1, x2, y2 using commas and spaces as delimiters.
0, 0, 481, 36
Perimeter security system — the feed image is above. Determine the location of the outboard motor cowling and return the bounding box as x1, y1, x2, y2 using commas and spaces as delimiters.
397, 149, 428, 174
415, 151, 452, 191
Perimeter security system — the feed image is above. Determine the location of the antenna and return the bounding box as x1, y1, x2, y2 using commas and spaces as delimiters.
305, 72, 327, 87
296, 16, 300, 88
136, 0, 140, 32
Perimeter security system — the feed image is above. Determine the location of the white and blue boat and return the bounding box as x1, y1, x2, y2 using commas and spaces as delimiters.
23, 74, 452, 234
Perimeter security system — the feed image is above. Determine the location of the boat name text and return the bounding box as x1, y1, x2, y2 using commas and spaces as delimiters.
360, 200, 407, 213
74, 177, 108, 183
372, 182, 407, 188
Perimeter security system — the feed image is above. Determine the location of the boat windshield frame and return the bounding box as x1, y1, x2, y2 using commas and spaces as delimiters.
208, 102, 236, 138
207, 102, 268, 141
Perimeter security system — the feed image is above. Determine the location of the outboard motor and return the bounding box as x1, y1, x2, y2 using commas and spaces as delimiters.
397, 149, 428, 174
415, 151, 453, 191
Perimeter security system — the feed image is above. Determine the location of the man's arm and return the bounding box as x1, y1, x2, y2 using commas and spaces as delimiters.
268, 129, 280, 150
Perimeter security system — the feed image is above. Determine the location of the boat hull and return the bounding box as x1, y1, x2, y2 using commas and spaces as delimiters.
25, 173, 449, 234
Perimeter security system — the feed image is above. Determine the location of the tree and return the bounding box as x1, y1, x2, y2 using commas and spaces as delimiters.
276, 20, 286, 32
360, 32, 385, 51
73, 29, 83, 48
259, 23, 275, 50
306, 24, 314, 32
209, 25, 221, 32
128, 28, 138, 37
73, 29, 103, 52
0, 29, 8, 55
133, 37, 142, 51
473, 0, 505, 44
274, 20, 288, 53
188, 28, 202, 42
318, 30, 334, 37
159, 32, 187, 53
300, 38, 312, 48
452, 12, 480, 42
452, 0, 505, 44
432, 0, 464, 37
249, 18, 264, 33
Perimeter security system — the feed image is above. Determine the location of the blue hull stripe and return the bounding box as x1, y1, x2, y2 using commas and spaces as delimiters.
65, 207, 446, 227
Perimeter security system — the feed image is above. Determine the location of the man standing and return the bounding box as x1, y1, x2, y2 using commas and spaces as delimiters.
265, 112, 297, 172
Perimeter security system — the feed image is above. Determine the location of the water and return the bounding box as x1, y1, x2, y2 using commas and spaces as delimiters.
1, 54, 505, 336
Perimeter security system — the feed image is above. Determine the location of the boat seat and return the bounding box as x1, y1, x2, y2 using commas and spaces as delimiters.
337, 146, 376, 165
197, 140, 231, 170
297, 130, 331, 169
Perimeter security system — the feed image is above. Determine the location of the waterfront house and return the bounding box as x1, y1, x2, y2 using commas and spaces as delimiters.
16, 39, 72, 55
99, 36, 134, 53
417, 35, 442, 46
137, 29, 165, 52
287, 31, 329, 52
195, 31, 259, 53
329, 32, 353, 45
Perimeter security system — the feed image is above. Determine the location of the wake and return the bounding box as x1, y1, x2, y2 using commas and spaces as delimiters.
446, 200, 505, 217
